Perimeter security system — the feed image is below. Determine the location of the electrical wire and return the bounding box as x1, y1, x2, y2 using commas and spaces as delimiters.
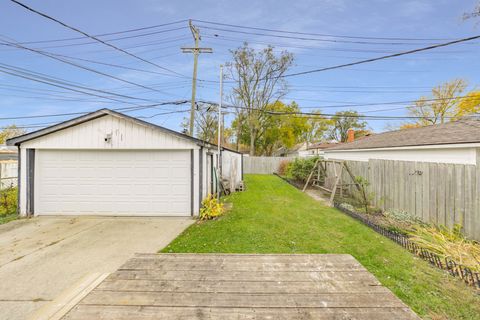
0, 101, 190, 121
16, 19, 189, 45
9, 0, 187, 78
0, 38, 179, 96
198, 25, 475, 46
192, 19, 456, 41
198, 100, 480, 120
282, 34, 480, 78
0, 63, 156, 104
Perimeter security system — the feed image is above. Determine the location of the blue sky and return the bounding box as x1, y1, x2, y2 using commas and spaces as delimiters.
0, 0, 479, 133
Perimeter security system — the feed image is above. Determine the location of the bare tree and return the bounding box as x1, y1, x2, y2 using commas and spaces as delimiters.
228, 43, 293, 155
181, 103, 218, 143
464, 1, 480, 21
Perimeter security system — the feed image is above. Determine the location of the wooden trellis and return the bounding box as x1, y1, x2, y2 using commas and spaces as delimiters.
302, 159, 367, 207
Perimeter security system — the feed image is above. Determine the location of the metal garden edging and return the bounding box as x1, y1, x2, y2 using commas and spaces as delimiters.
334, 203, 480, 289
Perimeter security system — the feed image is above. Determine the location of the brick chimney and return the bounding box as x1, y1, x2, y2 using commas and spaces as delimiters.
347, 128, 355, 143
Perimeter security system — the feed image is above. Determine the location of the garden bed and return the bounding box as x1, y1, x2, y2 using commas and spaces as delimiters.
335, 203, 480, 289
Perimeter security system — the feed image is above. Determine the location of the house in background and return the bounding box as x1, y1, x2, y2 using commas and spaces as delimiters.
274, 142, 310, 157
324, 119, 480, 165
7, 108, 242, 217
306, 142, 340, 157
0, 145, 18, 189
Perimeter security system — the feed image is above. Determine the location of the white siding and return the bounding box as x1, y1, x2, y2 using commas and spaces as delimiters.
325, 146, 477, 165
0, 160, 17, 189
21, 115, 195, 150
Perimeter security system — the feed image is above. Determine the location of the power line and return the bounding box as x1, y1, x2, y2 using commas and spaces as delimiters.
202, 35, 469, 55
282, 34, 480, 78
15, 19, 189, 45
198, 99, 480, 121
198, 25, 474, 46
1, 39, 176, 96
0, 63, 156, 104
1, 107, 191, 130
192, 19, 456, 41
0, 101, 190, 121
35, 34, 190, 51
9, 0, 187, 78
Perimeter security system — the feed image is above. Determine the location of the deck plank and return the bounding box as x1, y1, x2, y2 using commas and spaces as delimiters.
97, 279, 387, 293
64, 306, 420, 320
62, 254, 420, 319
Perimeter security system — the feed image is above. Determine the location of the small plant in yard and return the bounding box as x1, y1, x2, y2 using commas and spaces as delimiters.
199, 194, 225, 220
384, 209, 423, 225
277, 159, 291, 176
409, 224, 480, 272
338, 176, 375, 214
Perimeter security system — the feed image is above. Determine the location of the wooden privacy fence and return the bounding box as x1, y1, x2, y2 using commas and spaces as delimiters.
243, 156, 295, 174
326, 159, 480, 241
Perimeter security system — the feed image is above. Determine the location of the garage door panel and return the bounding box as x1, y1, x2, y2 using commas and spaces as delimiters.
35, 150, 191, 216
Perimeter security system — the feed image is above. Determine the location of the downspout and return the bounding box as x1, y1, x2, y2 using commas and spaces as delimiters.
16, 145, 21, 216
199, 146, 203, 212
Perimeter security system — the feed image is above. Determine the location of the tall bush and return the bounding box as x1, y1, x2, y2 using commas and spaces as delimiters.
286, 157, 319, 182
0, 186, 17, 216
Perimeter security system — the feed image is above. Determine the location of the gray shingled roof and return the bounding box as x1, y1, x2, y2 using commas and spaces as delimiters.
327, 119, 480, 151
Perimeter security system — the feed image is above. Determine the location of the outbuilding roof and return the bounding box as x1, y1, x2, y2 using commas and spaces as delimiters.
6, 108, 242, 154
327, 118, 480, 151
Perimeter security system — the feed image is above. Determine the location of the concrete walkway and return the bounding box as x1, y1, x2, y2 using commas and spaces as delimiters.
0, 216, 193, 320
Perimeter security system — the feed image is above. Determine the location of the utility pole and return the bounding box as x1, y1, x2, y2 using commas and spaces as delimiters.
217, 65, 223, 200
181, 20, 212, 136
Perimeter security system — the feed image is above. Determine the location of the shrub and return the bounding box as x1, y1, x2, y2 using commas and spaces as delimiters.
409, 224, 480, 272
277, 159, 291, 176
0, 186, 17, 216
384, 209, 422, 224
285, 157, 319, 182
199, 194, 225, 220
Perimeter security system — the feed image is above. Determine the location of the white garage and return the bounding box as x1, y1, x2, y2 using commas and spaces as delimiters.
7, 109, 243, 217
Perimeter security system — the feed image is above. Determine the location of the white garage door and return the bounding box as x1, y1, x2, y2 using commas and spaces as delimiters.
35, 149, 191, 216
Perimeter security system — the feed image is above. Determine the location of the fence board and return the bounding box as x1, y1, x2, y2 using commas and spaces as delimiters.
421, 162, 430, 222
454, 165, 465, 227
464, 165, 475, 237
243, 157, 295, 174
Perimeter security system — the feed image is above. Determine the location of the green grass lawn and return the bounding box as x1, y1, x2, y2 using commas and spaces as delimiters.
163, 175, 480, 320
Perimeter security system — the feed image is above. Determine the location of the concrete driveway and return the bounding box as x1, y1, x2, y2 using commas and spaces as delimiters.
0, 216, 193, 320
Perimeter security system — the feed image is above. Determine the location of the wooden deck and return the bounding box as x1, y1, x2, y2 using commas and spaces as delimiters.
62, 254, 420, 319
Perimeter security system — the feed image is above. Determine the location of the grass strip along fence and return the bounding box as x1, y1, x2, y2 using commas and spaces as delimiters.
274, 173, 480, 289
334, 203, 480, 289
